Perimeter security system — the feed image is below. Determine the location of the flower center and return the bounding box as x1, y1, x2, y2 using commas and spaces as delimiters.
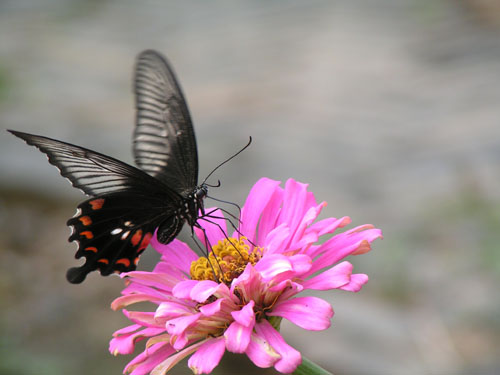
190, 237, 261, 283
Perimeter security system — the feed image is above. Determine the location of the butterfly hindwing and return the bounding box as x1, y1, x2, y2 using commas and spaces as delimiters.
66, 192, 172, 283
133, 50, 199, 193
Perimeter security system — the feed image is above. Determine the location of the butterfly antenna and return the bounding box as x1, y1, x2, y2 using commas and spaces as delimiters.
205, 180, 221, 188
202, 137, 252, 185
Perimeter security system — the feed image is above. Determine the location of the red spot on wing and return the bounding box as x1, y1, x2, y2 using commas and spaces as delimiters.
139, 232, 153, 251
80, 231, 94, 239
130, 229, 143, 246
97, 258, 109, 265
79, 216, 92, 226
116, 258, 131, 267
89, 199, 105, 210
134, 257, 140, 266
85, 246, 98, 253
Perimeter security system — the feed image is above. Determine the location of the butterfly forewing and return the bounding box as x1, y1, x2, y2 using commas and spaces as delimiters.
8, 130, 176, 198
133, 50, 199, 193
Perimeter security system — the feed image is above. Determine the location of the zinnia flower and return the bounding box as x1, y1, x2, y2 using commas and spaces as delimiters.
109, 178, 382, 374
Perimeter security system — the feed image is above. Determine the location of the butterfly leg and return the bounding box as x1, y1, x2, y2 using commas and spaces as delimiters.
190, 224, 225, 283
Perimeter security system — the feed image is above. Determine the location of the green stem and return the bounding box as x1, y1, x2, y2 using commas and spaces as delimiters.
292, 356, 333, 375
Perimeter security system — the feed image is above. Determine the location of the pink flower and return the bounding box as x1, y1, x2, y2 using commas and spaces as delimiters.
110, 178, 382, 374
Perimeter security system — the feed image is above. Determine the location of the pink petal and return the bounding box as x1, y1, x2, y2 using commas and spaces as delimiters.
268, 296, 333, 331
155, 301, 193, 320
339, 273, 369, 292
109, 326, 165, 355
277, 179, 310, 242
240, 178, 282, 244
231, 300, 255, 326
199, 298, 223, 316
255, 320, 302, 373
166, 313, 201, 338
266, 254, 312, 286
224, 321, 253, 353
263, 224, 290, 254
288, 202, 325, 247
268, 279, 303, 298
119, 281, 170, 300
309, 228, 382, 273
245, 332, 280, 369
194, 207, 227, 247
190, 280, 219, 302
123, 271, 178, 292
151, 236, 198, 273
172, 280, 198, 299
256, 184, 284, 245
124, 310, 158, 328
111, 293, 161, 311
308, 216, 351, 238
188, 337, 226, 374
254, 254, 293, 279
289, 254, 312, 275
231, 264, 262, 299
302, 261, 353, 290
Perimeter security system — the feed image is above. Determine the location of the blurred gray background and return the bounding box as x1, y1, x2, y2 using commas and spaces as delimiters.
1, 1, 500, 374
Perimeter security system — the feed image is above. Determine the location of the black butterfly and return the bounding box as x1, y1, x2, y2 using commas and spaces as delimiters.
9, 50, 238, 284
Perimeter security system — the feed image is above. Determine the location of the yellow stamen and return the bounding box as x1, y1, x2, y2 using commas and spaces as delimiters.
190, 237, 262, 283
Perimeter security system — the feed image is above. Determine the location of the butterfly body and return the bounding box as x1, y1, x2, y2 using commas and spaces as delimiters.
9, 50, 210, 283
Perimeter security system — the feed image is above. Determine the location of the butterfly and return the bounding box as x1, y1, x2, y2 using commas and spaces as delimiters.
9, 50, 247, 284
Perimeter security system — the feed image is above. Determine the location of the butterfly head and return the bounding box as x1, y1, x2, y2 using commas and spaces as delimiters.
193, 183, 208, 217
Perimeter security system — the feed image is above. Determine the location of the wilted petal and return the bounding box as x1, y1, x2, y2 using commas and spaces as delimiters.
188, 337, 226, 374
268, 296, 333, 331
